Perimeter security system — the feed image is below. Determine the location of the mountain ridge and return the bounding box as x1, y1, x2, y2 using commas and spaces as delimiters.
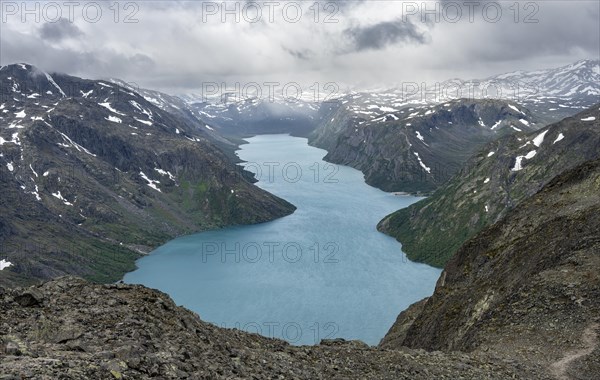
0, 63, 295, 287
310, 98, 541, 193
377, 104, 600, 267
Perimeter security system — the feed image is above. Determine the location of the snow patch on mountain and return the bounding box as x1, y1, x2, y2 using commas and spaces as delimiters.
134, 118, 153, 126
154, 168, 176, 181
56, 130, 96, 157
106, 116, 122, 123
512, 150, 537, 171
553, 133, 565, 144
140, 171, 161, 192
52, 191, 73, 206
44, 72, 67, 97
413, 152, 431, 174
533, 130, 549, 147
508, 104, 525, 115
0, 259, 12, 271
31, 185, 41, 201
99, 103, 125, 116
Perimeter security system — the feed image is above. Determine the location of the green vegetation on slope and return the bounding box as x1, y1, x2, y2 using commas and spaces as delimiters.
378, 105, 600, 267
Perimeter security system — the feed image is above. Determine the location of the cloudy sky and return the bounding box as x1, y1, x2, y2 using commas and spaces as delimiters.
1, 0, 598, 95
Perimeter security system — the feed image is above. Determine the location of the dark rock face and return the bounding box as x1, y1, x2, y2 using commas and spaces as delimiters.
381, 158, 600, 380
0, 276, 551, 379
310, 98, 541, 193
0, 64, 295, 287
379, 298, 428, 349
378, 105, 600, 267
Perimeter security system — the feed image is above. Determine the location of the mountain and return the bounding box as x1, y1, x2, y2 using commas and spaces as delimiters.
106, 79, 236, 150
184, 94, 322, 138
378, 105, 600, 267
310, 98, 540, 193
380, 157, 600, 380
0, 276, 551, 379
0, 63, 295, 287
307, 60, 598, 194
321, 59, 599, 122
437, 59, 600, 124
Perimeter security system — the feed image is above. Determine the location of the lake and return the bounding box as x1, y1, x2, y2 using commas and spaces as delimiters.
124, 134, 441, 346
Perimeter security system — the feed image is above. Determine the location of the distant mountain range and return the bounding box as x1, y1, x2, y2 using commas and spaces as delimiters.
319, 59, 599, 122
175, 60, 599, 138
308, 59, 599, 193
184, 95, 321, 138
436, 59, 600, 123
0, 63, 295, 287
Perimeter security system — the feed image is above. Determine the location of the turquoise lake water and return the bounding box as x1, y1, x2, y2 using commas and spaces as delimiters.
124, 134, 441, 345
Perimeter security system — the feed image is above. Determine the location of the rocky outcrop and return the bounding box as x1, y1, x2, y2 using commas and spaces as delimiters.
378, 104, 600, 267
0, 276, 551, 379
379, 298, 428, 349
380, 157, 600, 380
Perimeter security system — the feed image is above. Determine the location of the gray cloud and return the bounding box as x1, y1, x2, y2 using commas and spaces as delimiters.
344, 19, 427, 52
1, 28, 156, 81
282, 46, 312, 61
39, 18, 83, 42
0, 1, 597, 93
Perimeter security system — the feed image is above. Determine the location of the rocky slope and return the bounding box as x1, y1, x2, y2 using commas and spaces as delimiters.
378, 105, 600, 267
106, 78, 237, 155
380, 157, 600, 380
0, 276, 551, 379
311, 98, 540, 193
0, 64, 295, 287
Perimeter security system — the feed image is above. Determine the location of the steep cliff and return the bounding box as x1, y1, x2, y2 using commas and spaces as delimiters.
381, 158, 600, 380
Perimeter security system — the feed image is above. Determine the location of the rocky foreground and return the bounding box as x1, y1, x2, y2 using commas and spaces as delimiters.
0, 276, 551, 380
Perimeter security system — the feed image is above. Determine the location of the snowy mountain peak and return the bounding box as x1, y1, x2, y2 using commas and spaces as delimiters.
0, 63, 68, 100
